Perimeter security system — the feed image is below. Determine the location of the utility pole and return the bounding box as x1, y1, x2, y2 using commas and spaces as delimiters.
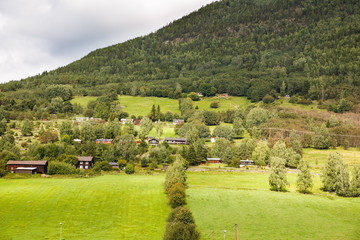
224, 230, 226, 240
60, 222, 62, 240
211, 230, 213, 240
235, 224, 238, 240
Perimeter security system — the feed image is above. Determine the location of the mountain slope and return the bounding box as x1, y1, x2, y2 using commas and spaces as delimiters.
1, 0, 360, 103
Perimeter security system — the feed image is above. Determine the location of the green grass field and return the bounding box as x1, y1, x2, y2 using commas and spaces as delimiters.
187, 171, 360, 240
0, 175, 168, 240
71, 95, 252, 116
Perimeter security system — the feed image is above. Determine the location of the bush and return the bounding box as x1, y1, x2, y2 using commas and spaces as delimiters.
262, 94, 275, 104
210, 101, 220, 108
187, 92, 200, 101
168, 182, 186, 208
116, 160, 126, 170
125, 164, 135, 174
0, 169, 8, 178
48, 161, 77, 175
93, 161, 112, 172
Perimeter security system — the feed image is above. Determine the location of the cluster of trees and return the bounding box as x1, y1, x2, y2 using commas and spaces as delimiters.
322, 152, 360, 197
164, 156, 200, 240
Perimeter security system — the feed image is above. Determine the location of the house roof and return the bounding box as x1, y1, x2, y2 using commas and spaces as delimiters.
164, 138, 187, 141
109, 162, 118, 166
96, 139, 113, 141
7, 160, 48, 165
77, 156, 93, 162
207, 158, 221, 161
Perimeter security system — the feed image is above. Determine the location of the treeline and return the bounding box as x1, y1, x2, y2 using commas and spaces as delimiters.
0, 0, 359, 107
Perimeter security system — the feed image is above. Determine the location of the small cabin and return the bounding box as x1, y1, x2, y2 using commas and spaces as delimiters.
148, 138, 160, 145
162, 164, 169, 170
15, 167, 37, 174
77, 156, 94, 169
207, 158, 221, 164
164, 138, 188, 145
96, 139, 113, 144
109, 162, 119, 169
240, 159, 254, 167
173, 119, 185, 125
7, 160, 48, 174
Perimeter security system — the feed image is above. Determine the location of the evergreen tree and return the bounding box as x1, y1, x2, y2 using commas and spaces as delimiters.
296, 159, 313, 193
289, 130, 302, 156
313, 124, 331, 149
280, 81, 286, 97
269, 157, 289, 192
350, 165, 360, 197
164, 155, 187, 192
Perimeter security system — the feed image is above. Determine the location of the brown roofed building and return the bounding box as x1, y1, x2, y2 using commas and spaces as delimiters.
7, 160, 48, 174
77, 156, 94, 169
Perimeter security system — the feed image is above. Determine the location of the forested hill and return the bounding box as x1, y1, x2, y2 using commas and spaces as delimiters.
2, 0, 360, 103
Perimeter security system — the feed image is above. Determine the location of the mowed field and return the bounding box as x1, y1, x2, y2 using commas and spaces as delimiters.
70, 95, 252, 116
0, 175, 168, 240
187, 171, 360, 240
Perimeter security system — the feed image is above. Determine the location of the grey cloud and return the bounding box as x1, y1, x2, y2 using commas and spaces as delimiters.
0, 0, 215, 83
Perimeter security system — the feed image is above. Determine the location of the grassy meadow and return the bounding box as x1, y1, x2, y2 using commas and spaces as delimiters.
71, 95, 252, 117
0, 175, 168, 240
187, 171, 360, 240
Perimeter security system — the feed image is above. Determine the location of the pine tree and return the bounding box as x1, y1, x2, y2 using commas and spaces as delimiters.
280, 80, 286, 96
269, 157, 289, 192
350, 165, 360, 197
296, 159, 313, 193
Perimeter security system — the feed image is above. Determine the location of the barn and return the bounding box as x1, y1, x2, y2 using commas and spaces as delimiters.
207, 158, 221, 163
7, 160, 48, 174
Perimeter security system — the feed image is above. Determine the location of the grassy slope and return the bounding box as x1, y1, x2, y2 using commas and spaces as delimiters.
187, 172, 360, 240
70, 95, 252, 116
0, 175, 168, 240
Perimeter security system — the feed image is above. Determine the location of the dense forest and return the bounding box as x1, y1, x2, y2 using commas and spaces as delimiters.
0, 0, 360, 115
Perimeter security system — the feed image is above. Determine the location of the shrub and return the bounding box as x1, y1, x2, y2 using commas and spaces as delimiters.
48, 161, 77, 175
262, 94, 275, 104
0, 169, 7, 178
93, 161, 112, 172
118, 160, 127, 169
210, 101, 220, 108
125, 164, 135, 174
165, 156, 187, 192
187, 92, 200, 101
168, 183, 186, 208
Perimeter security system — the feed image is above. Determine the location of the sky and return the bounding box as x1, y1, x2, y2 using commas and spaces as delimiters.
0, 0, 216, 83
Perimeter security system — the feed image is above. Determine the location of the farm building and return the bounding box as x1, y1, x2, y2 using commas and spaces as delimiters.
164, 138, 188, 145
14, 167, 37, 174
148, 138, 160, 145
207, 158, 221, 163
6, 160, 48, 174
240, 159, 254, 167
109, 162, 119, 169
173, 119, 184, 125
96, 139, 113, 144
77, 156, 94, 169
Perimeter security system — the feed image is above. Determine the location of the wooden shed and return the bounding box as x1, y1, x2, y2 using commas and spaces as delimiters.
7, 160, 48, 174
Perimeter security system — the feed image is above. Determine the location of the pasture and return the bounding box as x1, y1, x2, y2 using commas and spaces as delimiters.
70, 95, 252, 117
187, 171, 360, 240
0, 175, 168, 240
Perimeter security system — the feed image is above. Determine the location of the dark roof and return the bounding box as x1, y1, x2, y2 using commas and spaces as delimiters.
77, 156, 93, 162
7, 160, 48, 165
164, 138, 187, 141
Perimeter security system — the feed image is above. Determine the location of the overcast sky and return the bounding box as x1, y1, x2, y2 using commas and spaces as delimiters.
0, 0, 216, 83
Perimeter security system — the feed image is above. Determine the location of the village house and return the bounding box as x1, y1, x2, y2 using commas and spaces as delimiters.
148, 137, 160, 145
207, 158, 221, 163
77, 156, 94, 169
220, 93, 229, 98
173, 119, 185, 125
6, 160, 48, 174
240, 159, 254, 167
96, 139, 113, 144
121, 119, 134, 124
109, 162, 119, 169
134, 119, 141, 125
164, 137, 188, 145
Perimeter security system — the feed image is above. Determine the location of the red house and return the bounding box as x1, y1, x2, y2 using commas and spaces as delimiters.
207, 158, 221, 164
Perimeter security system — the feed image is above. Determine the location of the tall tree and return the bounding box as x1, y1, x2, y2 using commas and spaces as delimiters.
269, 157, 289, 192
140, 116, 153, 138
296, 159, 313, 193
